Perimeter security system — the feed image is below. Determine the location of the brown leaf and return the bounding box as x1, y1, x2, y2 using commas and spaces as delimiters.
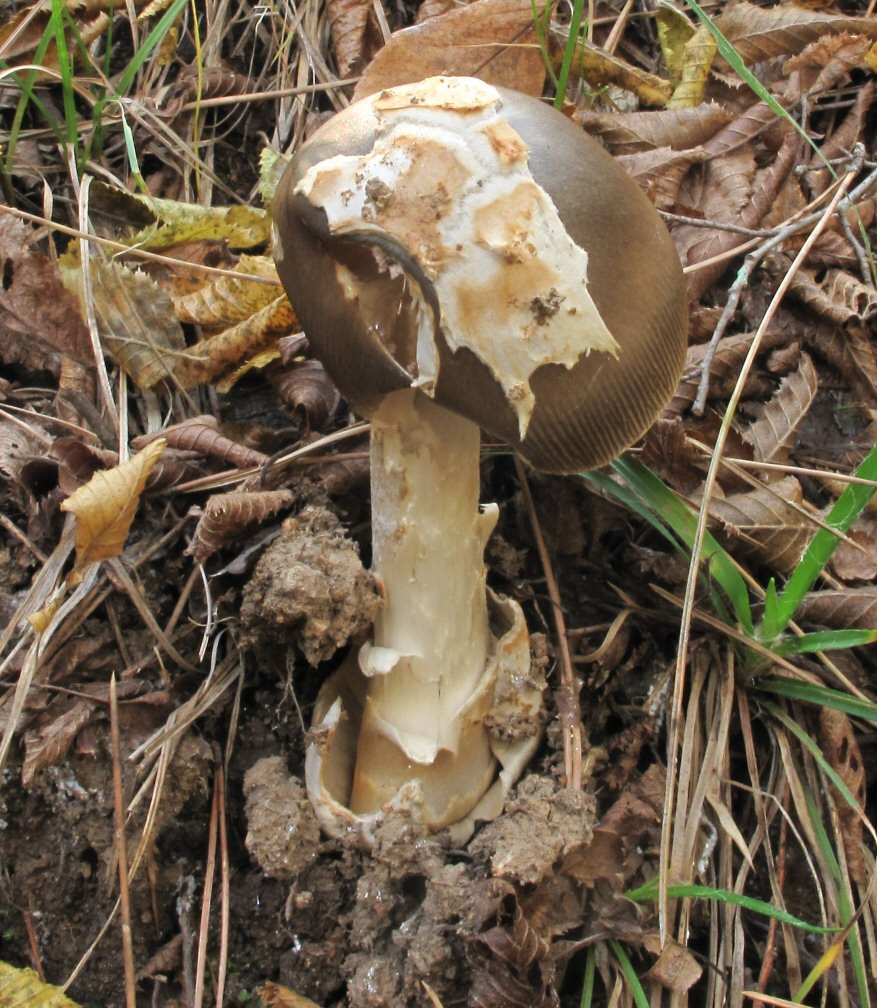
807, 80, 874, 198
642, 934, 703, 992
785, 33, 872, 99
466, 879, 558, 1008
22, 699, 97, 787
78, 259, 187, 389
353, 0, 545, 100
327, 0, 384, 77
187, 489, 296, 564
563, 764, 664, 886
709, 476, 812, 574
791, 269, 877, 328
50, 437, 119, 495
797, 586, 877, 629
819, 706, 866, 883
136, 934, 183, 981
616, 147, 709, 210
131, 415, 268, 469
268, 359, 341, 432
713, 2, 877, 67
579, 103, 732, 155
805, 322, 877, 406
0, 215, 92, 375
828, 516, 877, 582
667, 330, 784, 416
681, 130, 798, 300
156, 64, 253, 119
745, 353, 818, 466
60, 440, 166, 567
641, 417, 704, 494
258, 982, 323, 1008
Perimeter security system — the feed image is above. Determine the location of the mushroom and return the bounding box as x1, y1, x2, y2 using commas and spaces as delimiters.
272, 76, 687, 844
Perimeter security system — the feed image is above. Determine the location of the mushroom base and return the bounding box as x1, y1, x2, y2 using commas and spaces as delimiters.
305, 591, 544, 846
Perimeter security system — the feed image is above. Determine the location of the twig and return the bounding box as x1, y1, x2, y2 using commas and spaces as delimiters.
193, 772, 219, 1008
22, 909, 45, 980
110, 674, 137, 1008
514, 458, 583, 791
215, 762, 230, 1007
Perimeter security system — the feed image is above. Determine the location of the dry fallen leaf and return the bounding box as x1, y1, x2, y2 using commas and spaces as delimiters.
72, 259, 187, 390
258, 981, 323, 1008
642, 934, 703, 992
187, 489, 296, 564
22, 698, 97, 787
353, 0, 545, 100
0, 215, 92, 376
745, 353, 819, 467
61, 439, 166, 568
0, 961, 81, 1007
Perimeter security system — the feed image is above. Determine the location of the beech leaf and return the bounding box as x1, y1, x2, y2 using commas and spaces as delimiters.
0, 961, 81, 1007
353, 0, 546, 100
745, 353, 818, 467
61, 439, 166, 566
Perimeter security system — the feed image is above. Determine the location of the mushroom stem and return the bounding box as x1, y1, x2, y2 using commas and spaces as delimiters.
350, 387, 500, 821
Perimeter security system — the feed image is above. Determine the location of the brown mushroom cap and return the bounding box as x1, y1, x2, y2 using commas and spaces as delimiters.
272, 82, 688, 474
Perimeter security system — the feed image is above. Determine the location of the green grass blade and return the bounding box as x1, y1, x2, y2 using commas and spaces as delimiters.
800, 790, 870, 1008
762, 701, 861, 811
49, 0, 79, 150
773, 628, 877, 656
626, 877, 838, 934
553, 0, 585, 108
763, 442, 877, 641
610, 456, 754, 633
530, 0, 559, 89
4, 25, 60, 173
91, 0, 189, 132
757, 676, 877, 724
579, 946, 596, 1008
608, 940, 650, 1008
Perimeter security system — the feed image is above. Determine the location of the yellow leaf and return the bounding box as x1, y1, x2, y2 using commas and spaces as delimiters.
667, 24, 717, 109
574, 41, 674, 106
257, 980, 323, 1007
60, 440, 166, 566
656, 3, 696, 84
28, 597, 62, 634
0, 961, 82, 1007
172, 294, 296, 389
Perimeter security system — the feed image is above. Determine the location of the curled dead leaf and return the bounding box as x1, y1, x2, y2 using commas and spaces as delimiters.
187, 489, 296, 564
268, 359, 341, 432
466, 879, 558, 1008
60, 440, 166, 567
132, 415, 268, 470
